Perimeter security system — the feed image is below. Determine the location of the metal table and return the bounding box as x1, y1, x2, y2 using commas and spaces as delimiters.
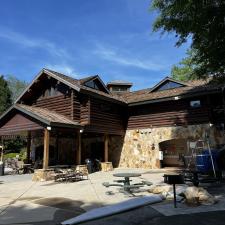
113, 173, 142, 192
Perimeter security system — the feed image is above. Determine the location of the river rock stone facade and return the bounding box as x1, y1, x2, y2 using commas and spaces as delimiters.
118, 124, 225, 169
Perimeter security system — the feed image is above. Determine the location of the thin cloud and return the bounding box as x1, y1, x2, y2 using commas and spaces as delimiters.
93, 44, 168, 71
0, 27, 69, 59
46, 64, 79, 77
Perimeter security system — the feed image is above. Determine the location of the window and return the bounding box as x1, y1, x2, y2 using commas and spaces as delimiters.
190, 100, 201, 108
85, 80, 100, 90
111, 86, 128, 92
156, 81, 183, 91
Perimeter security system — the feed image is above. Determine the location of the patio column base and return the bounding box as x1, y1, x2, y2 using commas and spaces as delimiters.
101, 162, 113, 172
32, 169, 55, 182
76, 164, 88, 174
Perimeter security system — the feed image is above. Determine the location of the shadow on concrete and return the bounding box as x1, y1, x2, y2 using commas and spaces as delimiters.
0, 197, 103, 225
33, 197, 86, 213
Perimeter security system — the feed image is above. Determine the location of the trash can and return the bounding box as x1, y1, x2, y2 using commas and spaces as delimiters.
85, 159, 93, 174
0, 161, 4, 176
196, 149, 218, 172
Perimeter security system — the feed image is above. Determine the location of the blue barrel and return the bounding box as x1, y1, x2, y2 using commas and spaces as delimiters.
196, 150, 218, 172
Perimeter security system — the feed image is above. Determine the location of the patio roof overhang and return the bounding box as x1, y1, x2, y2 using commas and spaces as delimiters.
0, 104, 82, 136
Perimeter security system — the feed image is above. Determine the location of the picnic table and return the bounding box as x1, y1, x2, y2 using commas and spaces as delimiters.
113, 173, 141, 190
103, 172, 152, 194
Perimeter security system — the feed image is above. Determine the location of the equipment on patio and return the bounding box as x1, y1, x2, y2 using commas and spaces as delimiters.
164, 174, 184, 208
85, 158, 101, 173
182, 138, 220, 186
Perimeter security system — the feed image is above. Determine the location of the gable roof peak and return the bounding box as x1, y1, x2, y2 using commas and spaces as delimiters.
149, 76, 189, 92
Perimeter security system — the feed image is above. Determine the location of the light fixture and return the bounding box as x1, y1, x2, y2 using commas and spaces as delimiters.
174, 96, 180, 100
80, 129, 84, 133
47, 126, 51, 131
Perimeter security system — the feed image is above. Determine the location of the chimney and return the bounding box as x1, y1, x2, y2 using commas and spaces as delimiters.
107, 80, 133, 94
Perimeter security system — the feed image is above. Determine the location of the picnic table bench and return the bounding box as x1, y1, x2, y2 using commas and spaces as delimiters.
103, 172, 153, 194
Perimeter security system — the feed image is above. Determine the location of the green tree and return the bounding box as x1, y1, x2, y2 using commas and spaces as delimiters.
152, 0, 225, 79
6, 75, 27, 102
171, 49, 198, 81
3, 137, 26, 153
0, 75, 12, 115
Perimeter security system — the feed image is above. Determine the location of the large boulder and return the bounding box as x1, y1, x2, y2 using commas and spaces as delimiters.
148, 184, 172, 194
148, 184, 216, 206
183, 186, 217, 205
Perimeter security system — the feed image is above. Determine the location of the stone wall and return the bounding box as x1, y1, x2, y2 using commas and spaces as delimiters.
108, 135, 124, 167
118, 124, 225, 169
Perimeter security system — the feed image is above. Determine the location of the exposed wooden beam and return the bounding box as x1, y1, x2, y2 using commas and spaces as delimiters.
104, 134, 109, 162
76, 131, 81, 165
26, 132, 31, 162
0, 137, 3, 162
43, 129, 50, 169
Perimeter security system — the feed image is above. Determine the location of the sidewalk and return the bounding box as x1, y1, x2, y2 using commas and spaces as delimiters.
0, 169, 225, 225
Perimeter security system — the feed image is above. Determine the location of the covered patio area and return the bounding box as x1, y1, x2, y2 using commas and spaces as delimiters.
0, 104, 83, 178
0, 104, 115, 180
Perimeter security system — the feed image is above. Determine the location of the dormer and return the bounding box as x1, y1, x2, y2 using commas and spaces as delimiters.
80, 75, 110, 94
107, 80, 133, 93
150, 77, 188, 92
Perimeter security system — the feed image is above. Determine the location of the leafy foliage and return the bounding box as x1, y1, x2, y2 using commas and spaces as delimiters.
0, 75, 12, 115
171, 49, 198, 81
152, 0, 225, 79
6, 75, 27, 102
3, 137, 26, 153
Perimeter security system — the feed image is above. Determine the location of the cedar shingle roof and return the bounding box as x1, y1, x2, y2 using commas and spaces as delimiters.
79, 75, 98, 84
15, 104, 80, 127
120, 79, 222, 104
45, 69, 224, 104
44, 69, 124, 103
17, 68, 223, 106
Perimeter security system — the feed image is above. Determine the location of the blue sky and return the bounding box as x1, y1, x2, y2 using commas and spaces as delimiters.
0, 0, 190, 90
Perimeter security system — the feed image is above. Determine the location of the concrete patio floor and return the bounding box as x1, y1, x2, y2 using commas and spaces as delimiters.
0, 168, 225, 225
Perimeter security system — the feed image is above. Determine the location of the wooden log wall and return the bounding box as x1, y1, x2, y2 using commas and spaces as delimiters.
127, 97, 210, 129
80, 96, 90, 125
71, 90, 81, 122
85, 97, 126, 135
0, 113, 42, 135
33, 94, 72, 119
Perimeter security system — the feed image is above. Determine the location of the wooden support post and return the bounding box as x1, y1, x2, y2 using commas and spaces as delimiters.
76, 131, 81, 165
0, 136, 3, 162
104, 134, 109, 162
26, 132, 31, 163
43, 129, 50, 169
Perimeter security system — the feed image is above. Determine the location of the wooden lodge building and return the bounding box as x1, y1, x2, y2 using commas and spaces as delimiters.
0, 68, 225, 173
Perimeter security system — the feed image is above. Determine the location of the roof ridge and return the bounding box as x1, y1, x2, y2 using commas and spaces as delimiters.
44, 68, 79, 81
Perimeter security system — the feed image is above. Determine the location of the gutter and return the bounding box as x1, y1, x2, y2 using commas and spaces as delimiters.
128, 88, 221, 107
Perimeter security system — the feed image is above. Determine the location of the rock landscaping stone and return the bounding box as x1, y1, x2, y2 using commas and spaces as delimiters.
183, 186, 217, 206
148, 183, 216, 206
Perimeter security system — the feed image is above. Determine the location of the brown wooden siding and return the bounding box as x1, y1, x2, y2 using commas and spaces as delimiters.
127, 97, 210, 129
71, 91, 80, 122
32, 94, 72, 119
80, 96, 90, 125
85, 97, 126, 135
0, 113, 42, 135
